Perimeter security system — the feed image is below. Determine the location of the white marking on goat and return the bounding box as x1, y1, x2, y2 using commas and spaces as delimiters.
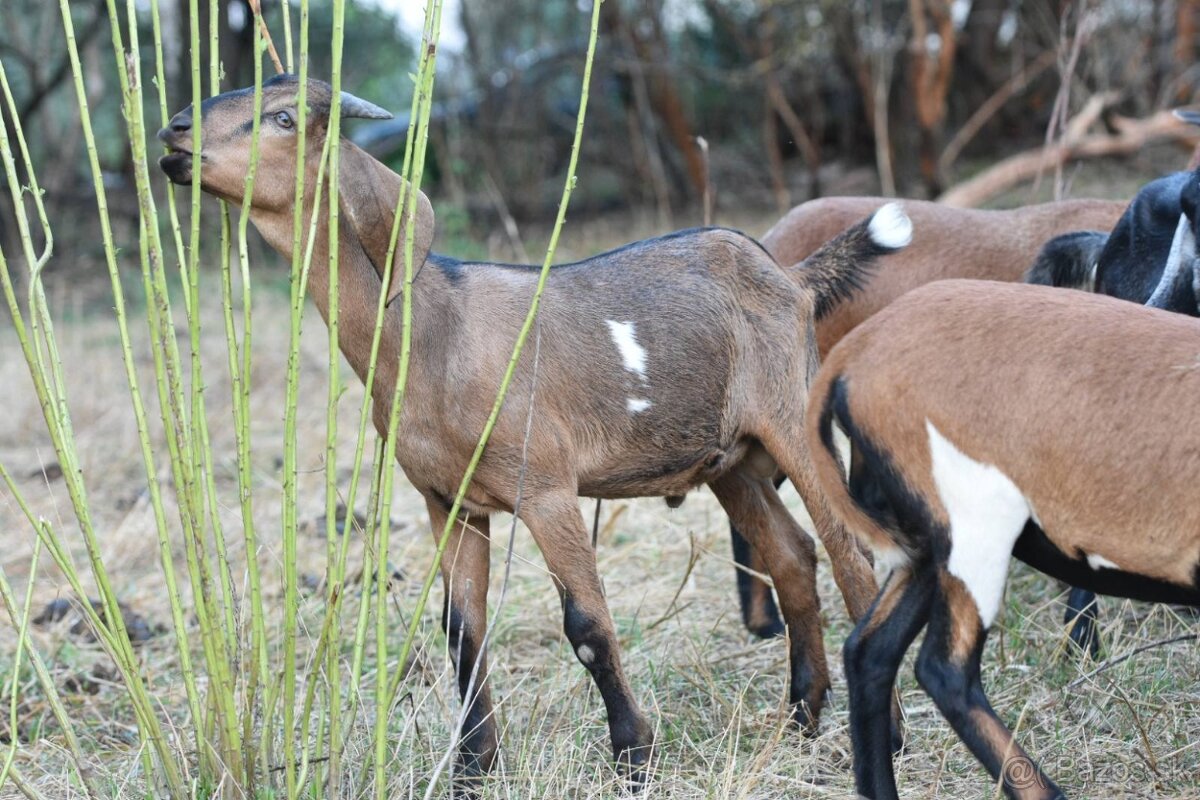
867, 202, 913, 250
1086, 553, 1121, 571
606, 320, 648, 379
874, 543, 912, 577
627, 398, 651, 413
927, 421, 1029, 629
576, 644, 595, 665
1147, 214, 1195, 309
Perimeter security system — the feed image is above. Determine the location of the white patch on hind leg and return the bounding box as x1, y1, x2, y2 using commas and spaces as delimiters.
926, 421, 1030, 628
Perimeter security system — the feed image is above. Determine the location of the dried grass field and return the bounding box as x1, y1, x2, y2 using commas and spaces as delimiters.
2, 184, 1199, 799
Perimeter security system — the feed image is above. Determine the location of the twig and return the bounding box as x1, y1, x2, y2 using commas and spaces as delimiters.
645, 532, 700, 632
1066, 633, 1197, 690
482, 168, 529, 262
696, 136, 712, 226
247, 0, 285, 75
938, 49, 1058, 176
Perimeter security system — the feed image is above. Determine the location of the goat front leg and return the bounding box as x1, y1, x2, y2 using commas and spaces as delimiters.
710, 469, 829, 732
520, 495, 654, 785
425, 497, 498, 787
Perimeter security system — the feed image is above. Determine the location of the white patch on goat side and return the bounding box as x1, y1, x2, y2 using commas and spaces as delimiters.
605, 320, 648, 379
868, 202, 913, 250
627, 398, 651, 413
927, 421, 1030, 629
576, 644, 596, 665
1086, 553, 1121, 571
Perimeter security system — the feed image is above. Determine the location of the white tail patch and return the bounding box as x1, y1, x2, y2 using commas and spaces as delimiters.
927, 421, 1030, 628
1086, 553, 1121, 571
868, 202, 913, 250
627, 398, 651, 413
605, 320, 648, 379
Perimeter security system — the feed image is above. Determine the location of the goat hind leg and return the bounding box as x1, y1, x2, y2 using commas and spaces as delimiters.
730, 521, 785, 639
765, 430, 879, 623
916, 571, 1065, 800
843, 564, 934, 799
1063, 585, 1101, 659
426, 498, 498, 783
520, 496, 654, 783
710, 469, 829, 732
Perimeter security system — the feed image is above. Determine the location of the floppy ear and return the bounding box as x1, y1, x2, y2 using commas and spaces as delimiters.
337, 143, 434, 305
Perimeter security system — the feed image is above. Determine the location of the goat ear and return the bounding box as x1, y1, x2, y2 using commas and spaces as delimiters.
337, 144, 434, 305
385, 189, 435, 305
340, 91, 393, 120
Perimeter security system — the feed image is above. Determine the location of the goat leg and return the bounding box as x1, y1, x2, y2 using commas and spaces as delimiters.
520, 495, 654, 786
916, 571, 1065, 800
710, 469, 829, 732
425, 497, 499, 788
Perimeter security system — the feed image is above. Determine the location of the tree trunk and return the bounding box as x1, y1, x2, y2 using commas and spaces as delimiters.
908, 0, 957, 195
602, 0, 707, 204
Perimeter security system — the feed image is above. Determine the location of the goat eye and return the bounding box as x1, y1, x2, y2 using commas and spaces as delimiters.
274, 111, 294, 129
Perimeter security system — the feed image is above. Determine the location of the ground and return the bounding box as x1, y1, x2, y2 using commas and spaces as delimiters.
1, 148, 1199, 798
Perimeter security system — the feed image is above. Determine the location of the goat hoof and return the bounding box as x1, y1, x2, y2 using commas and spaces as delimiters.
748, 618, 786, 640
616, 744, 653, 792
614, 719, 655, 792
789, 700, 823, 737
450, 774, 484, 800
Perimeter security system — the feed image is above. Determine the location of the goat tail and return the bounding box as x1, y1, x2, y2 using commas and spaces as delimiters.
805, 363, 912, 569
1023, 230, 1108, 291
793, 202, 912, 320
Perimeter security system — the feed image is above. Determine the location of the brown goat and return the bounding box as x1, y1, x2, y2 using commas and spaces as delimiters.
157, 75, 899, 786
731, 196, 1126, 639
806, 279, 1200, 800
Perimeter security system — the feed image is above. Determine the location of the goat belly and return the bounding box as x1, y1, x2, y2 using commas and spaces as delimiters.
1012, 523, 1200, 607
577, 445, 736, 500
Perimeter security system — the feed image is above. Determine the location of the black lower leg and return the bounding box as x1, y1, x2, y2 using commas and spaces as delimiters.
916, 591, 1064, 800
442, 598, 497, 778
844, 568, 934, 800
1064, 585, 1101, 659
563, 597, 653, 780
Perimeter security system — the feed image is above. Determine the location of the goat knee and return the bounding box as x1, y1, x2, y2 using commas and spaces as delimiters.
563, 597, 613, 673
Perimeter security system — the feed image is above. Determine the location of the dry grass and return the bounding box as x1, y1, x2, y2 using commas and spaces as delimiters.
2, 185, 1199, 799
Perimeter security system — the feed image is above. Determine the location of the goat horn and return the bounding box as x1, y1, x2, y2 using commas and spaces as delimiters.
1173, 108, 1200, 127
340, 91, 393, 120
